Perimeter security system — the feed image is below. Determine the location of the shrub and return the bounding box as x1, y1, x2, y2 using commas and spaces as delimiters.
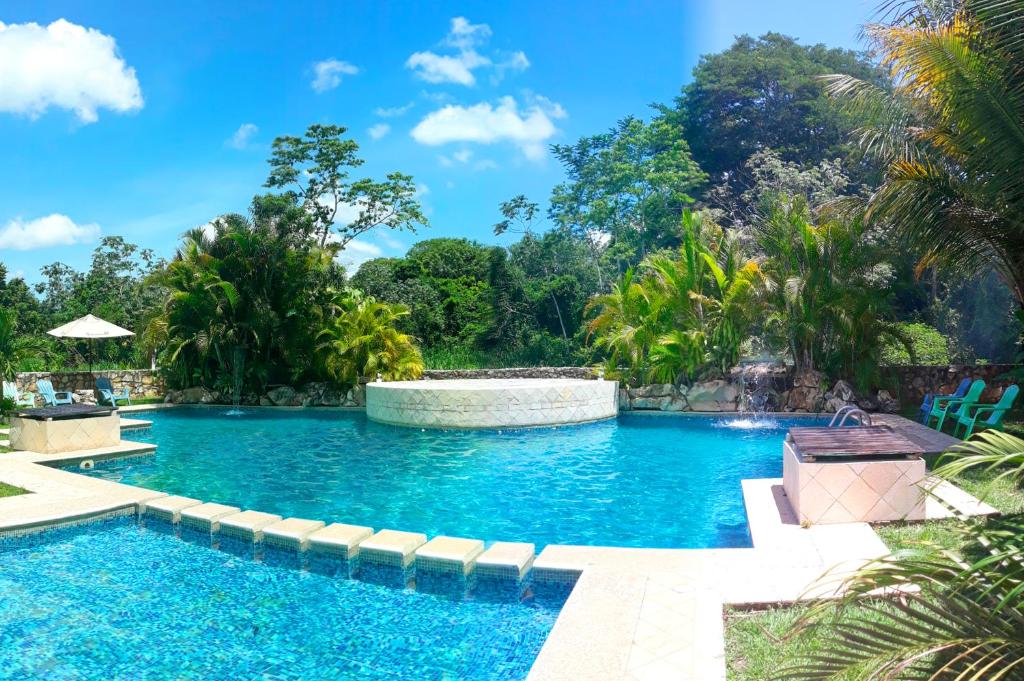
880, 322, 949, 365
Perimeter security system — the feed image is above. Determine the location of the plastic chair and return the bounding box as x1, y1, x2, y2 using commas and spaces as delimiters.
96, 376, 131, 407
953, 384, 1019, 438
37, 379, 73, 407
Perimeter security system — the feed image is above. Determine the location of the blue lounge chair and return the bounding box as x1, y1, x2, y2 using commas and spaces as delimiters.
96, 376, 131, 407
927, 379, 986, 431
953, 384, 1019, 438
37, 379, 73, 407
918, 377, 971, 424
2, 381, 35, 408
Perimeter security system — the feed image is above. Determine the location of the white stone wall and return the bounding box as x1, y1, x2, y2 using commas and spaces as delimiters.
367, 378, 619, 428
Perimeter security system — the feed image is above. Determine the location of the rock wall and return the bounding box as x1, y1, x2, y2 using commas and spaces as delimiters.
165, 382, 365, 407
880, 364, 1018, 405
15, 370, 165, 403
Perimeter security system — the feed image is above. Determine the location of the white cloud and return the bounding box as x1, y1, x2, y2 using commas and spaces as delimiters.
0, 214, 100, 250
336, 238, 384, 271
443, 17, 492, 50
374, 102, 414, 118
406, 50, 488, 86
406, 16, 527, 86
411, 96, 566, 160
226, 123, 258, 149
0, 19, 142, 123
377, 232, 406, 250
311, 58, 358, 93
368, 123, 390, 140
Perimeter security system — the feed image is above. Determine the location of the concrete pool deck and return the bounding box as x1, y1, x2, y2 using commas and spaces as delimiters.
0, 407, 999, 680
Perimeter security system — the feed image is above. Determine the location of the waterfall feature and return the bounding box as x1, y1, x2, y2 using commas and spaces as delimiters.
724, 363, 784, 428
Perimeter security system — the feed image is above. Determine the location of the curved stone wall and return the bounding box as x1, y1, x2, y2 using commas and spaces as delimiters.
366, 378, 619, 429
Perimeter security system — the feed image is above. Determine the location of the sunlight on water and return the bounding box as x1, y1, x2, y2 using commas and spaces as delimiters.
224, 409, 248, 417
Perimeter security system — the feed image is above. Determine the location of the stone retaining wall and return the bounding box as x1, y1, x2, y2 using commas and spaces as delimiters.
15, 370, 164, 399
880, 364, 1019, 405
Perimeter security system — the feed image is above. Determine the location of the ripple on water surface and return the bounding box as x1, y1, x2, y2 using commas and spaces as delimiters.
0, 518, 562, 680
81, 409, 824, 548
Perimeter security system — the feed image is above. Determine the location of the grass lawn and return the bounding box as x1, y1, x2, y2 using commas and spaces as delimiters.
0, 481, 27, 497
726, 431, 1024, 680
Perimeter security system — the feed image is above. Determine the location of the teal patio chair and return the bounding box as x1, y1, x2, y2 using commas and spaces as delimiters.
96, 376, 131, 407
927, 378, 986, 431
2, 381, 35, 408
36, 379, 73, 407
953, 384, 1019, 438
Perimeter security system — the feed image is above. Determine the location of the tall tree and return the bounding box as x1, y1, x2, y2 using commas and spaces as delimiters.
666, 33, 883, 183
264, 123, 428, 249
549, 116, 706, 273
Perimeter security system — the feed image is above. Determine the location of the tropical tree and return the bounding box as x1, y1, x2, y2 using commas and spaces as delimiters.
824, 0, 1024, 307
586, 210, 760, 383
549, 116, 707, 273
264, 124, 427, 248
0, 309, 47, 379
754, 194, 910, 387
316, 290, 423, 383
664, 32, 884, 183
783, 430, 1024, 679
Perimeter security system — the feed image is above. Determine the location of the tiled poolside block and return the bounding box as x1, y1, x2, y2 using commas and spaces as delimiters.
307, 523, 374, 560
262, 517, 326, 551
366, 378, 618, 429
360, 529, 427, 568
783, 442, 926, 524
415, 536, 485, 575
218, 510, 283, 542
475, 541, 535, 580
180, 503, 241, 533
141, 495, 203, 523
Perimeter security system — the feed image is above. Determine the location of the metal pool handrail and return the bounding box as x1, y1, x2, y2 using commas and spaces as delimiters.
829, 405, 872, 428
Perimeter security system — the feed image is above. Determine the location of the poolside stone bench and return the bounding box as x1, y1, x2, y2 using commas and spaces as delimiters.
307, 523, 374, 560
360, 529, 427, 567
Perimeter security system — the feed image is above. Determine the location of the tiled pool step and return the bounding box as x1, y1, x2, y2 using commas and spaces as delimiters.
139, 499, 541, 583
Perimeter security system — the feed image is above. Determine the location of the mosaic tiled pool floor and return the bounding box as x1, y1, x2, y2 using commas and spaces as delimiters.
0, 518, 563, 680
79, 408, 826, 548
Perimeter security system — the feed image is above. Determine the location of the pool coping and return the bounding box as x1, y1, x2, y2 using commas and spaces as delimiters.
0, 410, 992, 680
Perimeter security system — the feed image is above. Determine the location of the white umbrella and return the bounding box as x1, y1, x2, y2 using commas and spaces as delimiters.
48, 314, 134, 371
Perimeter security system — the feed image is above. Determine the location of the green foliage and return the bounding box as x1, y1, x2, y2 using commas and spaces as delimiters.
782, 428, 1024, 679
148, 197, 344, 393
0, 309, 47, 380
264, 124, 427, 248
550, 116, 707, 272
586, 210, 760, 384
316, 290, 423, 383
825, 0, 1024, 308
754, 195, 909, 388
666, 32, 883, 182
880, 322, 950, 365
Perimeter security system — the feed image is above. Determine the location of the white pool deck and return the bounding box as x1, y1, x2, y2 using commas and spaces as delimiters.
0, 407, 999, 681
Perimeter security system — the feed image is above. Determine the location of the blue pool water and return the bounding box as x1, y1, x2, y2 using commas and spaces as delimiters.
0, 518, 562, 680
83, 409, 820, 548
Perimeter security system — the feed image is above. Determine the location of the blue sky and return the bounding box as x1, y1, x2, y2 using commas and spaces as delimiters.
0, 1, 874, 284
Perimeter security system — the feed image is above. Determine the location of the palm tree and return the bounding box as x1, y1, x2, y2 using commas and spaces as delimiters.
316, 290, 424, 384
824, 0, 1024, 305
0, 309, 47, 380
585, 267, 657, 382
782, 429, 1024, 679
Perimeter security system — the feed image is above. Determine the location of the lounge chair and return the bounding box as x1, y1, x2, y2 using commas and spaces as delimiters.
2, 381, 35, 408
927, 379, 986, 431
918, 377, 971, 424
36, 379, 73, 407
96, 376, 131, 407
952, 384, 1019, 438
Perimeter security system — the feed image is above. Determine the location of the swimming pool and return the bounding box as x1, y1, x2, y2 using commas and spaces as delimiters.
82, 408, 820, 548
0, 518, 561, 680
